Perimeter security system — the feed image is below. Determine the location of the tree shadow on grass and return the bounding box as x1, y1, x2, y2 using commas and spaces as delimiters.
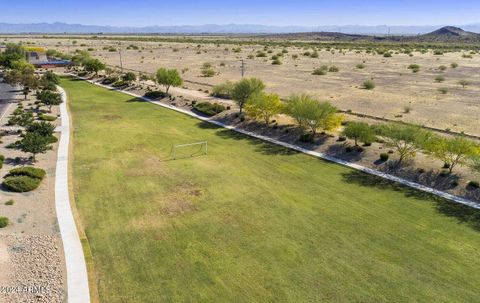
342, 170, 480, 231
126, 97, 146, 103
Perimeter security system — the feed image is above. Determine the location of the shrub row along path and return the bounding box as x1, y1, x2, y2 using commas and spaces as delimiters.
74, 75, 480, 210
55, 86, 91, 303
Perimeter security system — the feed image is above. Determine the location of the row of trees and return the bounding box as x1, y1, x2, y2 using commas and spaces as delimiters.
342, 121, 479, 173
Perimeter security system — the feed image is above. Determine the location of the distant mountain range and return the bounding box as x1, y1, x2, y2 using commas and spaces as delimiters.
1, 22, 480, 35
261, 26, 480, 43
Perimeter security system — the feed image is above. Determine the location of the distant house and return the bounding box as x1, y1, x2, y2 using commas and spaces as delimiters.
26, 51, 72, 68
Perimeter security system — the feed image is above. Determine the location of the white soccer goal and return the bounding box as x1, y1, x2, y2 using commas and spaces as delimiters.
171, 141, 208, 160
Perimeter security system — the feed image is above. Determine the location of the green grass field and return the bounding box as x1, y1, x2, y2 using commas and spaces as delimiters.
62, 77, 480, 303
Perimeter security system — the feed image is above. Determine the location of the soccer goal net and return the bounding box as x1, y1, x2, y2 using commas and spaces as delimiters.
171, 141, 208, 160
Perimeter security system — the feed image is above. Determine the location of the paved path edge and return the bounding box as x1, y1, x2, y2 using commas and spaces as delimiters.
55, 85, 91, 303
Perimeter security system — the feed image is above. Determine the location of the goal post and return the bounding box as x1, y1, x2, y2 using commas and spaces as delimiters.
171, 141, 208, 159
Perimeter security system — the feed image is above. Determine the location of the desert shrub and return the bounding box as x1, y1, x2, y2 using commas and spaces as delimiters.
435, 75, 445, 83
450, 62, 458, 68
457, 80, 470, 88
312, 65, 328, 75
102, 76, 119, 85
211, 81, 234, 99
38, 114, 57, 121
4, 199, 14, 205
328, 66, 339, 72
380, 153, 389, 162
0, 217, 8, 228
3, 176, 41, 192
272, 59, 282, 65
438, 87, 449, 94
363, 80, 375, 90
144, 91, 166, 99
403, 106, 412, 113
193, 102, 226, 116
433, 50, 444, 55
256, 52, 267, 57
438, 65, 447, 71
383, 52, 392, 57
356, 63, 365, 69
201, 63, 216, 77
112, 80, 127, 87
408, 64, 420, 73
299, 133, 315, 143
467, 180, 479, 189
310, 51, 319, 58
8, 167, 46, 179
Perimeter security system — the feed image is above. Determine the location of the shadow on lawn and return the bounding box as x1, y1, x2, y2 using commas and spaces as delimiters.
342, 170, 480, 231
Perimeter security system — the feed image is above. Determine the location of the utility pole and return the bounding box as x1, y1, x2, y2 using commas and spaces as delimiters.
240, 59, 246, 77
119, 45, 123, 73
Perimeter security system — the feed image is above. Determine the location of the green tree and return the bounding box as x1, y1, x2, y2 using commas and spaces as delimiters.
0, 43, 25, 68
231, 78, 265, 115
426, 136, 479, 174
83, 58, 105, 76
156, 68, 183, 94
41, 71, 60, 85
245, 93, 283, 125
342, 122, 376, 146
375, 123, 432, 166
37, 90, 62, 112
285, 94, 340, 135
26, 121, 55, 138
19, 132, 52, 161
122, 72, 137, 83
8, 110, 34, 127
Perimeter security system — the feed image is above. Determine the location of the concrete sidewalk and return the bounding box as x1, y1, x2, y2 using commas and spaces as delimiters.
55, 86, 91, 303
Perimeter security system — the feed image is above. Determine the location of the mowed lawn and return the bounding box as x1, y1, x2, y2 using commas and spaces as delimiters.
62, 77, 480, 303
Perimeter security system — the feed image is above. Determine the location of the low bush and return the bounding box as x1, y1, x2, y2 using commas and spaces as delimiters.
3, 176, 42, 192
4, 199, 14, 205
112, 80, 127, 87
356, 63, 365, 69
438, 87, 449, 94
467, 181, 479, 189
408, 64, 420, 73
38, 114, 57, 121
328, 66, 339, 72
435, 75, 445, 83
144, 91, 166, 100
102, 76, 119, 85
0, 217, 8, 228
379, 153, 389, 162
272, 59, 282, 65
211, 81, 234, 99
8, 167, 46, 179
363, 80, 375, 90
0, 154, 4, 169
193, 102, 226, 116
299, 133, 315, 143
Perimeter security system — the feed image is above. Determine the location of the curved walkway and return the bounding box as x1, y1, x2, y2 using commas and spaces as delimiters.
73, 75, 480, 211
55, 86, 91, 303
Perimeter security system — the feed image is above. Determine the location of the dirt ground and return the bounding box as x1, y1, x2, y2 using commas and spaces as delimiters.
4, 35, 479, 136
0, 88, 66, 302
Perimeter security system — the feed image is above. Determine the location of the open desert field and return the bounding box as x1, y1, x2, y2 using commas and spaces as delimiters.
62, 77, 480, 303
4, 35, 480, 136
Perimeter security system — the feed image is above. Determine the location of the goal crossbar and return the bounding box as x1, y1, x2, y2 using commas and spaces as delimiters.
172, 141, 208, 159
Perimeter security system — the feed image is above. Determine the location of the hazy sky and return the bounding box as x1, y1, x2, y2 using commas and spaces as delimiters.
2, 0, 479, 27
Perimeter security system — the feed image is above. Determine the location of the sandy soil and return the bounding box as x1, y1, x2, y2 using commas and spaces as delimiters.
4, 36, 479, 136
0, 88, 66, 302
